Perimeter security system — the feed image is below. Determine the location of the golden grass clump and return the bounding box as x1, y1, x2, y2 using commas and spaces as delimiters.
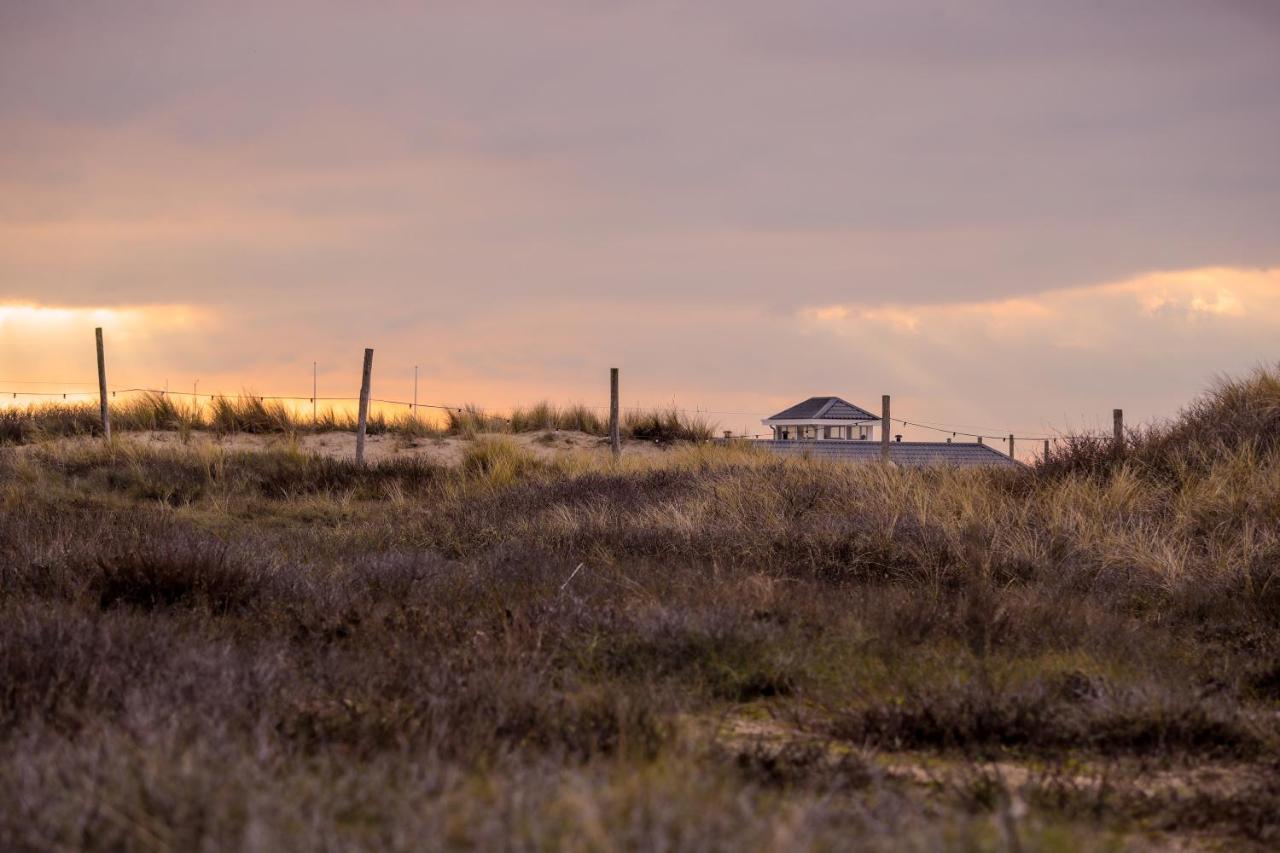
447, 404, 509, 439
112, 392, 203, 433
509, 402, 605, 435
461, 435, 539, 486
623, 406, 715, 443
208, 395, 297, 434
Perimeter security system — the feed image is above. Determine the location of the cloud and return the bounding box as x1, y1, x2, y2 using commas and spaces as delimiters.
3, 2, 1279, 310
1, 5, 1278, 440
806, 267, 1276, 342
795, 267, 1280, 432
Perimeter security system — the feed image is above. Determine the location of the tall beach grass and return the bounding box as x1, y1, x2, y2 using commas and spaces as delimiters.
1, 393, 718, 445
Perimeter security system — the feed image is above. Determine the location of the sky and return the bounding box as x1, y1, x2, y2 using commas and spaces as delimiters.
2, 0, 1278, 441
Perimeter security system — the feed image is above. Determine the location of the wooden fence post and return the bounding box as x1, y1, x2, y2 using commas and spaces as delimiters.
1113, 408, 1124, 448
1043, 439, 1050, 462
880, 394, 890, 463
609, 368, 620, 459
356, 348, 374, 464
1008, 433, 1015, 459
95, 327, 111, 441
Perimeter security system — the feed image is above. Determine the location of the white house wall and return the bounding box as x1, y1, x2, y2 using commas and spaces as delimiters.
762, 420, 879, 441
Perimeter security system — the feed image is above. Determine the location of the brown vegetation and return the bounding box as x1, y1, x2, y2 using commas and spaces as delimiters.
1, 369, 1279, 849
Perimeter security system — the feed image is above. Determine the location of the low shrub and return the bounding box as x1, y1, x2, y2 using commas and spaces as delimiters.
90, 532, 268, 614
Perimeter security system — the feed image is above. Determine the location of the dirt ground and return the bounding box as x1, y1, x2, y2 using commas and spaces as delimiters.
32, 429, 675, 466
715, 713, 1267, 802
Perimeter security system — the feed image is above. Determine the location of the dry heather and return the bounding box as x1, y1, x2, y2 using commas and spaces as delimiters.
1, 370, 1279, 850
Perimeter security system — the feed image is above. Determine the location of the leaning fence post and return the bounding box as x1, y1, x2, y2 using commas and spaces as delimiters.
95, 327, 111, 441
609, 367, 621, 459
880, 394, 890, 463
356, 348, 374, 464
1113, 408, 1124, 449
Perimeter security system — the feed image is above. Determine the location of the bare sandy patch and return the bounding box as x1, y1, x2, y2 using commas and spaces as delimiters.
713, 711, 1271, 802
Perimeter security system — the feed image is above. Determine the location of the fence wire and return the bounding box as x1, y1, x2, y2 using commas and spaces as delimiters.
2, 382, 1076, 444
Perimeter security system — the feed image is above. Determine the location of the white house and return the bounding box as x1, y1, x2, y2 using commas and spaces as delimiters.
757, 395, 1021, 467
761, 396, 880, 441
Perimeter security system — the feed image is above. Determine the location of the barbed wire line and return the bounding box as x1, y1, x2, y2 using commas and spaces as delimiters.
0, 387, 767, 417
887, 417, 1058, 443
890, 414, 1047, 434
1, 387, 468, 412
0, 384, 1084, 442
4, 389, 100, 398
887, 414, 1060, 441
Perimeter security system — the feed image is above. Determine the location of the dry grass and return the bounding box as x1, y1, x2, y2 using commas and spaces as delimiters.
1041, 365, 1280, 480
510, 401, 605, 434
1, 368, 1280, 848
1, 395, 716, 445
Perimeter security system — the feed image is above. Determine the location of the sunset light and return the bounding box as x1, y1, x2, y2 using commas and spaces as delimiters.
0, 303, 138, 330
3, 5, 1279, 845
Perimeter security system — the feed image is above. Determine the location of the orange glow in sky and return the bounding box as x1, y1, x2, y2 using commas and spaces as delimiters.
2, 4, 1278, 440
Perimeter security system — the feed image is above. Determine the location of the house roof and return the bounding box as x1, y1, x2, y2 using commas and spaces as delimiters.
765, 397, 879, 422
751, 439, 1022, 468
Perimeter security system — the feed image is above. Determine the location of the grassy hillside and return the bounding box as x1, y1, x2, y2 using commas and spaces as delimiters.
1, 370, 1278, 849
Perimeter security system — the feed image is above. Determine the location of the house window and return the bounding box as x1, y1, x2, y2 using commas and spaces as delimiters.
803, 426, 817, 439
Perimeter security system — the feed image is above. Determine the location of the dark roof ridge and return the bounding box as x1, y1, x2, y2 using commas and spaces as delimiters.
765, 396, 878, 421
814, 398, 838, 418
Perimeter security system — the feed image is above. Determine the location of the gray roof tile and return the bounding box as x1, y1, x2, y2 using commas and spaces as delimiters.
749, 439, 1021, 468
766, 397, 879, 421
